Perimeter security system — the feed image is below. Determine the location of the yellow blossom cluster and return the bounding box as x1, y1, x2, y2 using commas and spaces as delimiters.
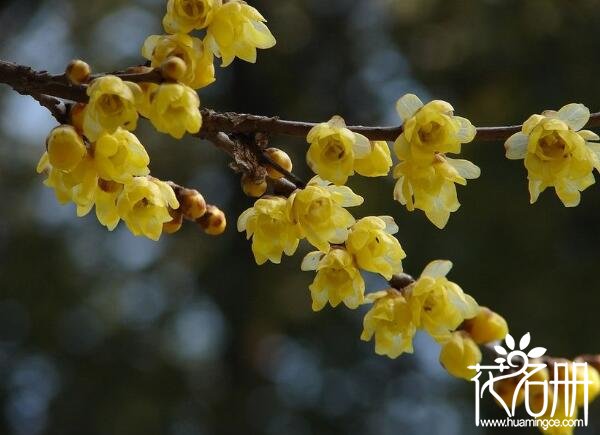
505, 103, 600, 207
393, 94, 480, 228
37, 124, 178, 240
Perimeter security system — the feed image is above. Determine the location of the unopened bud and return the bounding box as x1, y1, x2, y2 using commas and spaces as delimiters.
264, 147, 293, 179
161, 56, 187, 82
46, 125, 87, 171
241, 173, 267, 197
163, 208, 184, 234
197, 205, 226, 235
461, 307, 508, 344
179, 188, 207, 220
65, 59, 91, 85
439, 331, 481, 381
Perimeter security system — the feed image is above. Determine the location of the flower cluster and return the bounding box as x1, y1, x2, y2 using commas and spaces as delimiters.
393, 94, 480, 228
361, 260, 481, 359
505, 103, 600, 207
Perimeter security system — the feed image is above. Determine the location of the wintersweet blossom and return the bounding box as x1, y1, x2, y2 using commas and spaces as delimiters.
345, 216, 405, 280
145, 84, 202, 139
505, 103, 600, 206
287, 176, 363, 252
301, 248, 365, 311
237, 196, 300, 265
83, 76, 141, 141
306, 116, 371, 185
439, 331, 482, 380
142, 33, 215, 89
205, 0, 276, 67
408, 260, 479, 341
163, 0, 222, 34
360, 290, 416, 358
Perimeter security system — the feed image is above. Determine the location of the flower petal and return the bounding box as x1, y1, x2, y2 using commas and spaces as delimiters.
301, 251, 324, 271
504, 132, 528, 160
446, 158, 481, 180
557, 103, 590, 131
420, 260, 453, 278
396, 94, 424, 121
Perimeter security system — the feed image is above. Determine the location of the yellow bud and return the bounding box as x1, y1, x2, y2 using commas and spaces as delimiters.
46, 125, 87, 171
163, 209, 184, 234
462, 307, 509, 344
265, 148, 292, 179
179, 188, 207, 220
198, 205, 226, 235
161, 56, 188, 82
495, 377, 525, 409
241, 173, 267, 197
65, 59, 91, 84
69, 103, 86, 134
439, 332, 482, 380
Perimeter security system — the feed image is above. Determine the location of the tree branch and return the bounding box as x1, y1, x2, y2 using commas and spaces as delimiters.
3, 59, 599, 143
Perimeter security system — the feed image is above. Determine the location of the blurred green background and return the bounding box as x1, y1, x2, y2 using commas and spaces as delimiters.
0, 0, 599, 434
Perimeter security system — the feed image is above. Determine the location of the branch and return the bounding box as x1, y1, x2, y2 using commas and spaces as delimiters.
2, 59, 599, 142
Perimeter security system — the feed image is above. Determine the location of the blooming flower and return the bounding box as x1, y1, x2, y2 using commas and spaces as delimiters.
287, 176, 363, 252
345, 216, 406, 280
83, 76, 141, 141
393, 149, 480, 229
163, 0, 222, 34
205, 0, 276, 67
504, 103, 600, 207
306, 116, 371, 185
142, 33, 215, 89
94, 128, 150, 183
301, 248, 365, 311
395, 94, 477, 162
439, 331, 481, 380
145, 83, 202, 139
117, 177, 180, 241
353, 140, 393, 177
408, 260, 479, 341
237, 196, 300, 265
360, 290, 417, 358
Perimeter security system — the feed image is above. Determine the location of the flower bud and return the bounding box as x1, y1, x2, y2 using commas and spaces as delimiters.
197, 205, 226, 235
179, 188, 207, 220
461, 307, 508, 344
439, 332, 482, 380
46, 125, 87, 171
163, 209, 184, 234
241, 173, 267, 197
161, 56, 187, 82
265, 147, 292, 179
69, 103, 86, 134
65, 59, 91, 85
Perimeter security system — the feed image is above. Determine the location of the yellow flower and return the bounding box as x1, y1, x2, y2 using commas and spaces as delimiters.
505, 103, 599, 207
142, 33, 215, 89
360, 290, 416, 358
345, 216, 406, 280
205, 1, 276, 67
461, 307, 508, 344
408, 260, 479, 341
94, 128, 150, 183
354, 141, 393, 177
393, 150, 480, 229
301, 248, 365, 311
237, 196, 300, 265
306, 116, 371, 185
287, 176, 363, 252
146, 84, 202, 139
395, 94, 477, 162
439, 331, 481, 380
117, 177, 179, 241
163, 0, 222, 33
46, 125, 87, 172
95, 180, 123, 230
83, 76, 141, 141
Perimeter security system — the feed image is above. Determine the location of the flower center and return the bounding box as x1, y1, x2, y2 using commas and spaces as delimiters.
99, 94, 124, 116
418, 122, 442, 144
538, 132, 568, 160
181, 0, 204, 18
323, 139, 346, 161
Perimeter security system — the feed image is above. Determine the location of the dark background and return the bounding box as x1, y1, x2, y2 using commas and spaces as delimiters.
0, 0, 599, 434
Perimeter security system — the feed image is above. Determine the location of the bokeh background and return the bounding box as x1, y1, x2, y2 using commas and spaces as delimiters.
0, 0, 599, 434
